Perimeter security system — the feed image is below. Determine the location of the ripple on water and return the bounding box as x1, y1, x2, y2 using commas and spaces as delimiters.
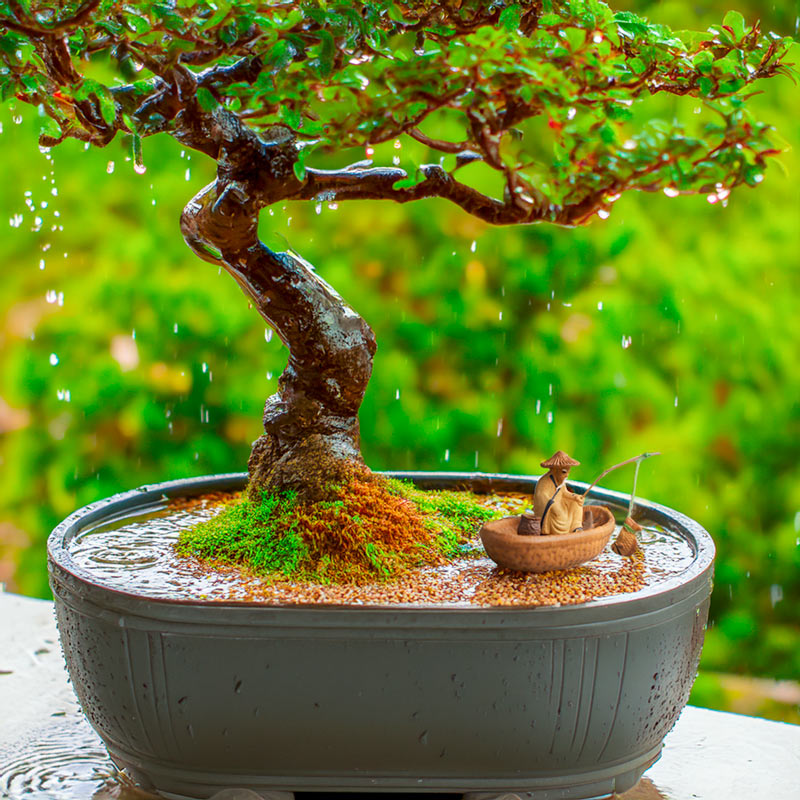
0, 714, 147, 800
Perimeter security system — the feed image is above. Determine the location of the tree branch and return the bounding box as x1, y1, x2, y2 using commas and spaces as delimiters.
2, 0, 100, 36
297, 164, 530, 225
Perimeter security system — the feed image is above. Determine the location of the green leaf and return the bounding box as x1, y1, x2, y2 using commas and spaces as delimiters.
196, 87, 219, 112
38, 115, 61, 139
499, 4, 523, 32
265, 39, 296, 72
125, 13, 152, 35
315, 30, 335, 77
722, 10, 747, 40
698, 76, 714, 96
97, 86, 116, 125
292, 150, 306, 181
279, 105, 301, 129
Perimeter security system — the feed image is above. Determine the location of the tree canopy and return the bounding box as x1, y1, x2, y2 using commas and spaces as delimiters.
0, 0, 793, 226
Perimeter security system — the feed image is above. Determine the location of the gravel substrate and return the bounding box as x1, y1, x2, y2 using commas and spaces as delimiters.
168, 491, 656, 607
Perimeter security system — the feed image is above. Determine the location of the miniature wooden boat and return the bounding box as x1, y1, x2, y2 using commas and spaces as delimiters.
480, 505, 616, 573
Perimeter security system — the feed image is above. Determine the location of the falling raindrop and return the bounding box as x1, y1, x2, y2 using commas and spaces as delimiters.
535, 399, 541, 414
267, 371, 273, 380
185, 168, 191, 181
315, 203, 322, 215
202, 362, 208, 373
9, 213, 23, 228
106, 161, 115, 174
38, 259, 45, 270
173, 323, 179, 334
496, 419, 503, 437
444, 449, 450, 462
547, 411, 553, 424
674, 395, 679, 407
395, 389, 400, 400
597, 301, 603, 310
49, 353, 59, 366
393, 140, 401, 149
621, 335, 632, 349
264, 328, 273, 342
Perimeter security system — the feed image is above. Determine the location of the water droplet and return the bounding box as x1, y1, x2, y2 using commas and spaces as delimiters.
547, 411, 553, 424
444, 449, 450, 462
173, 323, 179, 334
470, 240, 477, 252
395, 389, 400, 399
106, 161, 115, 174
393, 140, 402, 149
597, 209, 610, 219
46, 289, 57, 304
315, 203, 322, 215
185, 168, 191, 181
674, 395, 679, 407
9, 213, 23, 228
202, 362, 208, 373
49, 353, 59, 366
267, 371, 273, 380
593, 32, 604, 43
496, 419, 503, 437
264, 328, 273, 342
38, 259, 45, 270
663, 186, 679, 197
621, 335, 632, 349
535, 399, 541, 414
134, 162, 146, 175
597, 301, 603, 310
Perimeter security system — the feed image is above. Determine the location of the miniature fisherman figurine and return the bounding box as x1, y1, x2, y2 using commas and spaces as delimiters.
533, 451, 584, 535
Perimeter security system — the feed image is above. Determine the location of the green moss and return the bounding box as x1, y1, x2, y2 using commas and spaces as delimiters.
176, 477, 497, 584
175, 491, 309, 576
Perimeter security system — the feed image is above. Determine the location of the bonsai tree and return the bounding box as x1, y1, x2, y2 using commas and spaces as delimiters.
1, 0, 791, 576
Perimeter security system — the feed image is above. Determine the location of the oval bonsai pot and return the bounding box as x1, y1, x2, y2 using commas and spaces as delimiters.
47, 472, 714, 800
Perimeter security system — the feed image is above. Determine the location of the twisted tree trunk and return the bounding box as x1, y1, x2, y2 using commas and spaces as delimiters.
179, 116, 376, 502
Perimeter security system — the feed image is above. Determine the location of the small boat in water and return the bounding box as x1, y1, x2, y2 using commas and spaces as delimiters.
480, 505, 616, 573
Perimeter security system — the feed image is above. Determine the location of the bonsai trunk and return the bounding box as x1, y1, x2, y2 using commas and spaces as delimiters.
179, 123, 376, 502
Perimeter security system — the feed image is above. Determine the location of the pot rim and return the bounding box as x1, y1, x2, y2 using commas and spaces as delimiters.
47, 470, 714, 615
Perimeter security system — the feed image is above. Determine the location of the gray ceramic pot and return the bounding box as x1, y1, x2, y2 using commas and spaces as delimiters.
47, 472, 714, 800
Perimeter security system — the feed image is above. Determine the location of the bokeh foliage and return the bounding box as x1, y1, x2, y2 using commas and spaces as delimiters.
0, 0, 798, 720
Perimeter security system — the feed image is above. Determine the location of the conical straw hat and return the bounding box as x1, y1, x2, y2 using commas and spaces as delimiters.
540, 450, 580, 468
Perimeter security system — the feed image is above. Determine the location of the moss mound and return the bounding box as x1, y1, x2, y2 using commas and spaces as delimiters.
175, 473, 494, 584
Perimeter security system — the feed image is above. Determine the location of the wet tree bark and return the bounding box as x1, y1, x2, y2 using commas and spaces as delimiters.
178, 113, 376, 502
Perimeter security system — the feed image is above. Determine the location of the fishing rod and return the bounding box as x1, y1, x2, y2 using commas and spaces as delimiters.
580, 452, 661, 501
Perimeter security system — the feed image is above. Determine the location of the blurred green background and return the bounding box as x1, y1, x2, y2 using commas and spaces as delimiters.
1, 1, 798, 722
